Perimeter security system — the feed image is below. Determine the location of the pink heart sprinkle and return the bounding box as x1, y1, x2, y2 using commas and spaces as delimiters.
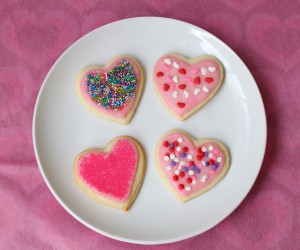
183, 77, 191, 82
185, 163, 191, 167
176, 152, 180, 157
169, 83, 175, 91
191, 68, 199, 74
197, 163, 203, 169
167, 76, 173, 83
164, 65, 171, 71
214, 148, 220, 154
187, 98, 195, 104
212, 155, 217, 160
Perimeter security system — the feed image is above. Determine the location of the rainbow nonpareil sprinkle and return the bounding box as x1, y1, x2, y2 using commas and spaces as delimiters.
86, 59, 137, 110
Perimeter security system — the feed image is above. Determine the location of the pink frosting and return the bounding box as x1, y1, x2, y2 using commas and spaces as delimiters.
154, 55, 222, 117
76, 139, 138, 202
80, 57, 141, 118
159, 132, 225, 197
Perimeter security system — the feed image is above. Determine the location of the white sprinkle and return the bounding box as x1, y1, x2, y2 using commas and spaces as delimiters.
185, 186, 191, 191
172, 91, 178, 99
164, 58, 171, 65
188, 170, 195, 175
166, 166, 171, 171
201, 178, 206, 183
176, 146, 182, 152
173, 75, 179, 83
170, 154, 175, 160
202, 147, 207, 152
217, 157, 223, 163
180, 161, 185, 166
187, 154, 193, 160
177, 137, 183, 143
192, 180, 197, 185
201, 68, 206, 75
183, 90, 189, 98
201, 161, 206, 166
178, 165, 182, 170
208, 66, 216, 72
194, 88, 200, 95
173, 62, 179, 68
175, 169, 180, 175
203, 86, 209, 92
209, 145, 214, 151
208, 153, 213, 158
203, 174, 208, 179
174, 158, 179, 163
164, 156, 170, 161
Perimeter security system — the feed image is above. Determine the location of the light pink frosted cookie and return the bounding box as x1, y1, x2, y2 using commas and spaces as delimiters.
155, 130, 230, 202
153, 54, 224, 120
77, 56, 144, 124
74, 137, 146, 211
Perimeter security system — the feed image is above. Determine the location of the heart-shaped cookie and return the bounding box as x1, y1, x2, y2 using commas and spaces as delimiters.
155, 130, 230, 202
77, 56, 144, 124
74, 137, 146, 211
153, 54, 224, 120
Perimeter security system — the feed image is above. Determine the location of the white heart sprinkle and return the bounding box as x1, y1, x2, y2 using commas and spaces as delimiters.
166, 166, 171, 171
164, 58, 171, 65
183, 90, 189, 98
201, 68, 206, 75
173, 62, 179, 68
208, 66, 216, 72
185, 186, 191, 191
217, 157, 223, 163
173, 75, 179, 83
194, 88, 200, 95
172, 91, 178, 98
203, 86, 209, 92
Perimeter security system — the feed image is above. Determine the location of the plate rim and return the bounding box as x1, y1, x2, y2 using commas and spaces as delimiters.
32, 16, 267, 245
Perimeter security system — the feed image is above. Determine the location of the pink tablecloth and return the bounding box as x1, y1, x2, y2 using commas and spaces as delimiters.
1, 0, 299, 249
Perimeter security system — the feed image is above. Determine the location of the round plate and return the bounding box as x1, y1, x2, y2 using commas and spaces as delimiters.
33, 17, 266, 244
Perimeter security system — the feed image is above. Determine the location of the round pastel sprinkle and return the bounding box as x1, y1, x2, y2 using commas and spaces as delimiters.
180, 161, 185, 166
209, 145, 214, 151
166, 166, 171, 171
183, 167, 188, 172
210, 170, 216, 175
185, 186, 191, 192
198, 163, 203, 169
175, 170, 180, 175
190, 165, 196, 170
217, 157, 223, 163
195, 168, 201, 174
170, 154, 175, 160
187, 154, 193, 160
174, 158, 179, 163
176, 152, 180, 157
211, 165, 217, 170
164, 156, 169, 161
164, 58, 171, 65
214, 148, 220, 154
192, 180, 197, 185
202, 147, 207, 152
171, 161, 177, 166
208, 153, 213, 158
177, 137, 183, 143
169, 143, 174, 148
188, 170, 194, 175
176, 146, 182, 152
204, 152, 209, 157
180, 152, 187, 158
200, 178, 206, 183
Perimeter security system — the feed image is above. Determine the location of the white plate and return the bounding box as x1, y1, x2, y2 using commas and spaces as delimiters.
33, 17, 266, 244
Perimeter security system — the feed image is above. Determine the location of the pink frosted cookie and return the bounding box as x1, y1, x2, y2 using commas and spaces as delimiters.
153, 54, 224, 120
155, 130, 230, 202
74, 137, 146, 211
77, 56, 144, 124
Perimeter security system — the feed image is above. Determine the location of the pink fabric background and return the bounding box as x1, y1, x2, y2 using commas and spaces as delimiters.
0, 0, 299, 248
